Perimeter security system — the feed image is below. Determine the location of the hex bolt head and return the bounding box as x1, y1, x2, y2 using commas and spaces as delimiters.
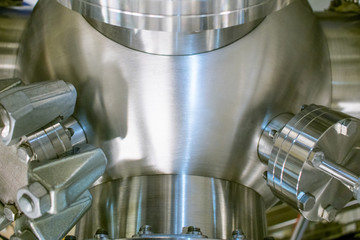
232, 229, 246, 240
297, 192, 315, 211
334, 119, 357, 137
4, 204, 18, 222
138, 225, 153, 235
321, 205, 337, 222
17, 182, 51, 219
17, 144, 34, 163
187, 226, 202, 235
310, 149, 325, 168
94, 229, 109, 239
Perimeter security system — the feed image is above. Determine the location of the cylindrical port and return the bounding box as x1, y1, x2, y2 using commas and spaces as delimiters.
258, 113, 294, 164
17, 117, 87, 163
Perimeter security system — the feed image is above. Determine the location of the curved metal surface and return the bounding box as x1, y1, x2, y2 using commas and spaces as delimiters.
0, 8, 29, 79
0, 10, 32, 206
57, 0, 296, 32
17, 0, 331, 207
86, 18, 264, 55
267, 105, 360, 221
76, 175, 267, 240
316, 12, 360, 118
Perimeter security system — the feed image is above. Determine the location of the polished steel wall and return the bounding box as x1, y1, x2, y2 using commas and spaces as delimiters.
76, 175, 267, 240
18, 0, 331, 207
0, 8, 29, 79
16, 0, 332, 238
0, 7, 30, 207
317, 12, 360, 118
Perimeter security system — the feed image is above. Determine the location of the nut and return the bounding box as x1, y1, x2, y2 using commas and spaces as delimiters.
17, 182, 51, 219
232, 229, 246, 240
94, 229, 109, 239
321, 205, 337, 222
138, 225, 153, 235
297, 192, 315, 211
4, 204, 18, 222
334, 119, 357, 137
17, 144, 34, 163
187, 226, 202, 235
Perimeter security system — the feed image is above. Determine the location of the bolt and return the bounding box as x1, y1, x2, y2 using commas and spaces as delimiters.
334, 119, 357, 137
4, 204, 17, 222
0, 106, 10, 138
310, 149, 325, 168
94, 229, 109, 239
138, 225, 153, 235
17, 182, 51, 219
321, 205, 337, 222
187, 226, 202, 235
17, 144, 34, 163
232, 229, 246, 240
297, 192, 315, 211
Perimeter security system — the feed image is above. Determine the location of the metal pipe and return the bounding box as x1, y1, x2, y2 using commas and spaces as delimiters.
311, 151, 358, 189
290, 216, 309, 240
311, 151, 360, 201
319, 160, 358, 188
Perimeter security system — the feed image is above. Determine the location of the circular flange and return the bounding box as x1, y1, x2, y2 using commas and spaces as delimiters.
57, 0, 297, 32
267, 105, 360, 221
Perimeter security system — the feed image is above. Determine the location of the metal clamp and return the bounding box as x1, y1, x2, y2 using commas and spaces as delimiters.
0, 80, 77, 145
17, 144, 107, 218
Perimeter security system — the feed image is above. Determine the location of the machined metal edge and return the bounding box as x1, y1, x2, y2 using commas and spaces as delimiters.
267, 105, 360, 221
76, 175, 267, 240
85, 18, 264, 55
57, 0, 296, 32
